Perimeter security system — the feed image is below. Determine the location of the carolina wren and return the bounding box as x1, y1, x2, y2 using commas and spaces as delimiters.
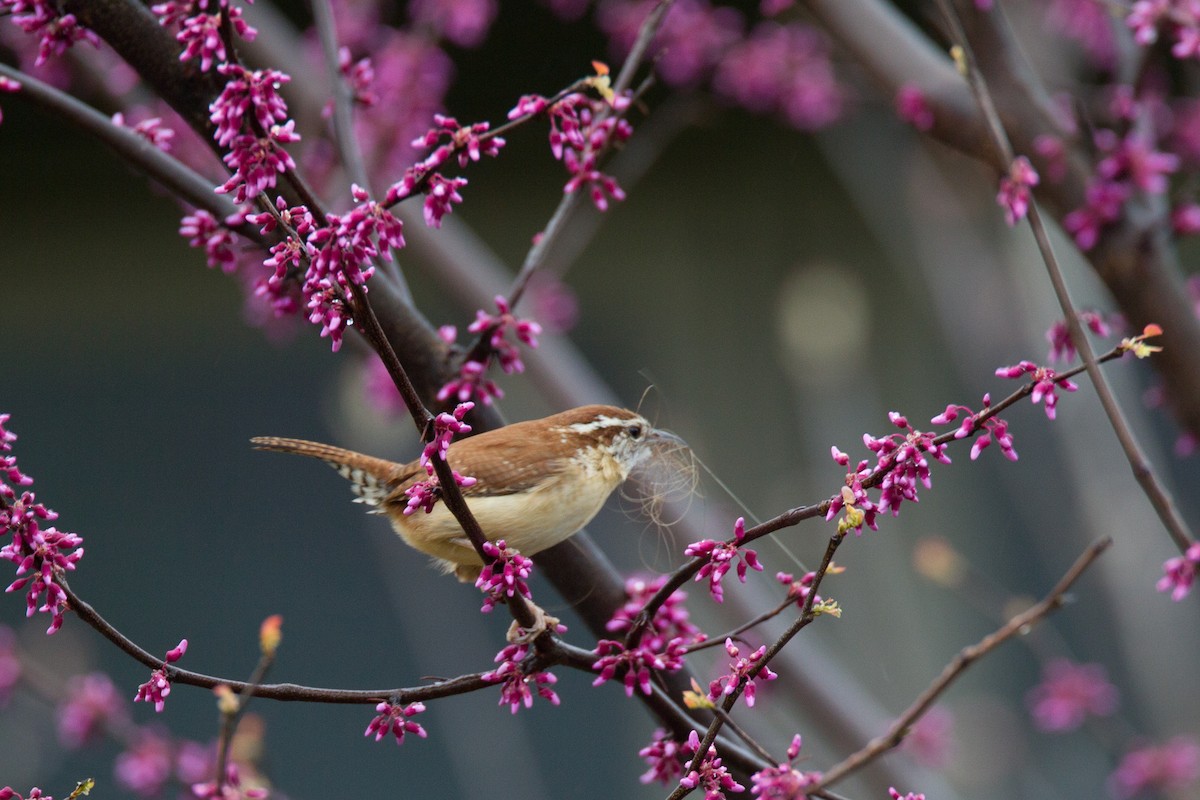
252, 405, 680, 581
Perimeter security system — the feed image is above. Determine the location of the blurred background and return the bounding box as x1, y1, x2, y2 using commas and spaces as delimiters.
2, 2, 1199, 799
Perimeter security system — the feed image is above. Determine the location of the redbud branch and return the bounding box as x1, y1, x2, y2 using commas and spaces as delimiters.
0, 63, 254, 239
682, 596, 796, 655
709, 705, 776, 765
812, 537, 1112, 791
60, 575, 501, 703
504, 0, 674, 310
938, 0, 1195, 555
668, 532, 846, 800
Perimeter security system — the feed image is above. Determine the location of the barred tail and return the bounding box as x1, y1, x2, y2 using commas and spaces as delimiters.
251, 436, 401, 507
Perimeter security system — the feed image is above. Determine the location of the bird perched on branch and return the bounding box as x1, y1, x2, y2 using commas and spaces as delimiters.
252, 404, 683, 581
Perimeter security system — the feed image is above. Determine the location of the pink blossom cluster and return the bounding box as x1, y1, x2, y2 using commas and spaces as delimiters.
712, 20, 843, 131
191, 762, 268, 800
605, 575, 703, 652
1109, 736, 1200, 798
678, 730, 745, 799
1063, 107, 1179, 250
864, 412, 952, 516
180, 209, 243, 275
508, 87, 633, 211
1046, 310, 1112, 363
684, 517, 764, 602
829, 411, 952, 530
481, 641, 560, 713
0, 0, 98, 67
1025, 659, 1119, 732
133, 639, 188, 713
210, 65, 291, 148
931, 396, 1018, 461
437, 296, 543, 405
597, 1, 844, 131
995, 361, 1078, 420
638, 728, 686, 785
474, 539, 533, 613
774, 569, 821, 608
400, 467, 477, 516
112, 112, 176, 152
997, 155, 1040, 226
247, 185, 405, 352
387, 114, 506, 228
57, 672, 130, 748
407, 0, 498, 48
1127, 0, 1200, 60
364, 701, 428, 745
748, 735, 821, 799
895, 84, 935, 131
0, 414, 83, 635
152, 0, 256, 73
1158, 541, 1200, 600
591, 636, 687, 697
0, 789, 50, 800
422, 401, 474, 467
708, 638, 776, 708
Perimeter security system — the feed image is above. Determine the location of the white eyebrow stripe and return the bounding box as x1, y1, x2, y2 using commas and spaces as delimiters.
566, 415, 638, 434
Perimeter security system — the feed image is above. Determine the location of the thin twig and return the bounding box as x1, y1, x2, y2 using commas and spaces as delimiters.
937, 0, 1194, 554
813, 537, 1112, 790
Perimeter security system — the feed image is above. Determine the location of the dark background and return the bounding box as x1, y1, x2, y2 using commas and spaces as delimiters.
2, 3, 1199, 799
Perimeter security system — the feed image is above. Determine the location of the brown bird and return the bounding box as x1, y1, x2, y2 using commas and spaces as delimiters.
252, 405, 681, 581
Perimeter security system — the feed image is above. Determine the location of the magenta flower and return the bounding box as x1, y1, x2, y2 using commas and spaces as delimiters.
995, 360, 1079, 419
482, 642, 560, 713
401, 470, 477, 516
749, 734, 821, 798
865, 413, 951, 516
0, 788, 50, 800
1064, 179, 1129, 250
592, 637, 687, 697
1026, 659, 1119, 732
408, 0, 498, 48
57, 672, 129, 748
216, 120, 300, 204
889, 789, 927, 800
775, 569, 821, 608
112, 112, 176, 152
436, 358, 502, 405
133, 639, 188, 713
210, 64, 291, 147
679, 729, 745, 799
715, 20, 843, 130
639, 728, 686, 785
997, 155, 1040, 226
191, 762, 268, 800
1096, 130, 1179, 195
931, 395, 1018, 461
422, 401, 474, 468
467, 295, 543, 374
2, 467, 84, 635
900, 706, 954, 768
1045, 310, 1112, 363
606, 575, 703, 652
364, 701, 428, 745
1157, 541, 1200, 600
179, 209, 242, 274
114, 727, 173, 797
895, 84, 934, 131
1110, 736, 1200, 799
475, 540, 533, 613
708, 638, 776, 708
685, 517, 764, 602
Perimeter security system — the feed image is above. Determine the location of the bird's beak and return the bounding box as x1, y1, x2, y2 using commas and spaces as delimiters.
649, 428, 686, 448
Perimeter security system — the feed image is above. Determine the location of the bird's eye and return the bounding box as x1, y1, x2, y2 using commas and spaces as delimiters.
629, 425, 643, 439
